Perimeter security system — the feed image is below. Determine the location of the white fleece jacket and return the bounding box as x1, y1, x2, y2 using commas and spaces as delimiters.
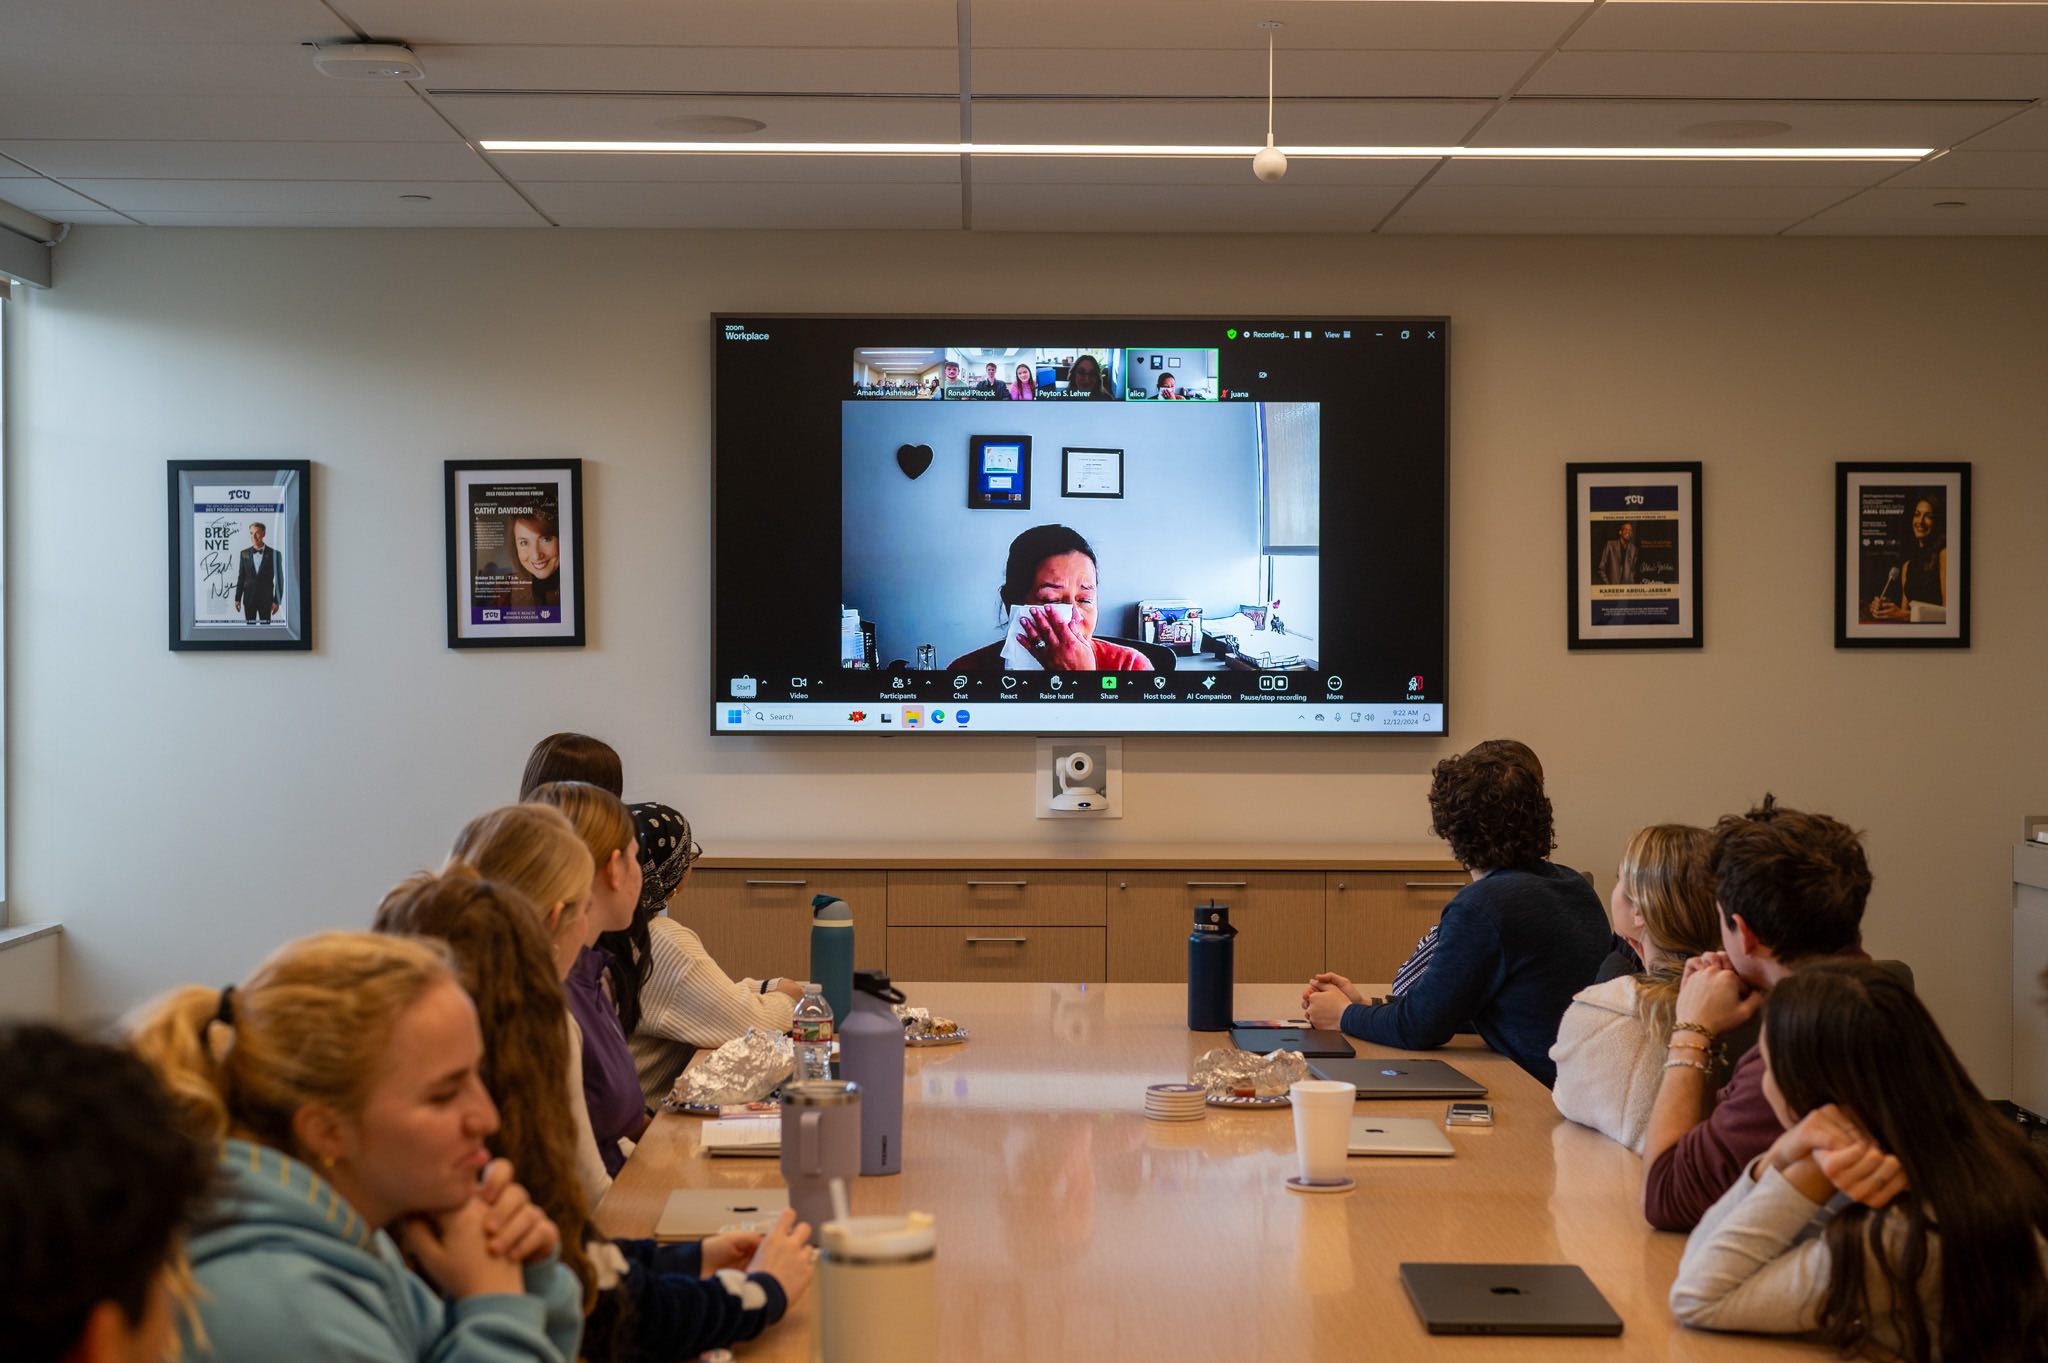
1548, 974, 1666, 1154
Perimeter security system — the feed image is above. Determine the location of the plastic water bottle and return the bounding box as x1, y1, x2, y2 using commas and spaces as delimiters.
792, 984, 836, 1082
838, 971, 908, 1175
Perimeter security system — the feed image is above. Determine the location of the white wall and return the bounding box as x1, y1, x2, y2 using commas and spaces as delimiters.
0, 930, 61, 1020
8, 228, 2045, 1092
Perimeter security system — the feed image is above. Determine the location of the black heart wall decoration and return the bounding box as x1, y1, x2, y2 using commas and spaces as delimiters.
896, 444, 933, 479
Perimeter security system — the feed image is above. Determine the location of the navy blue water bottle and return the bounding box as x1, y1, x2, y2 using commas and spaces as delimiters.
1187, 901, 1237, 1031
810, 893, 856, 1027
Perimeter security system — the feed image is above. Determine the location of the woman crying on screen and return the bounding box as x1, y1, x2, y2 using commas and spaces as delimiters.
947, 524, 1154, 673
513, 507, 562, 609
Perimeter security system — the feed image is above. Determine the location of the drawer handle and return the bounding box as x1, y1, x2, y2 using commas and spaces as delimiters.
1405, 881, 1467, 890
965, 880, 1028, 888
1186, 880, 1247, 888
965, 936, 1027, 945
744, 879, 808, 887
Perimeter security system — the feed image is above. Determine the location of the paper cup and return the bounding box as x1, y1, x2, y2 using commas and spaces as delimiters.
1289, 1079, 1357, 1184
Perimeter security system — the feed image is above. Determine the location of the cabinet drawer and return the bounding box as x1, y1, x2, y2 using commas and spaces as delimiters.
888, 870, 1106, 927
673, 869, 887, 981
886, 927, 1106, 983
1108, 871, 1324, 983
1324, 872, 1467, 983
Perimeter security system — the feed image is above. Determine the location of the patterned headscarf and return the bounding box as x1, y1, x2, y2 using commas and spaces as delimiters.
630, 801, 700, 912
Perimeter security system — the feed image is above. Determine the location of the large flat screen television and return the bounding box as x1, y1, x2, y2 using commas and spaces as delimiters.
712, 315, 1447, 736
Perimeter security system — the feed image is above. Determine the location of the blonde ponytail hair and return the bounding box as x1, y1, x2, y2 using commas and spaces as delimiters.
1623, 824, 1721, 1037
447, 803, 595, 948
127, 932, 453, 1149
526, 780, 635, 868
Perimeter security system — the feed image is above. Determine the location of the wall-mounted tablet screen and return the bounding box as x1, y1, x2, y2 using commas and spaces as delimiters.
713, 316, 1447, 736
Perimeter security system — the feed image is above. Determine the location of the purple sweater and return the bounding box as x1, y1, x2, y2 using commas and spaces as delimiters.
566, 947, 650, 1176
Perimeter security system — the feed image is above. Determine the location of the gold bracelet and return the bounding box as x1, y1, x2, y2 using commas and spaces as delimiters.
1664, 1057, 1715, 1074
1666, 1036, 1713, 1054
1671, 1021, 1717, 1042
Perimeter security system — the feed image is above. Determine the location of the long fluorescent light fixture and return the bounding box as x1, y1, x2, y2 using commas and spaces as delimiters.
481, 139, 1932, 161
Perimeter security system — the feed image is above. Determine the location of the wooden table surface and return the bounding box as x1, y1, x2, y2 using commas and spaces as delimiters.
594, 983, 1822, 1362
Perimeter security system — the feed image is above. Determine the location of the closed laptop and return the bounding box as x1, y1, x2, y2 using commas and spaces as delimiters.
1347, 1116, 1455, 1157
1399, 1263, 1623, 1336
1230, 1026, 1355, 1059
1308, 1056, 1487, 1098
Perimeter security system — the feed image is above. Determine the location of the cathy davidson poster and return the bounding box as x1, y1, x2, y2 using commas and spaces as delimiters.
446, 460, 582, 647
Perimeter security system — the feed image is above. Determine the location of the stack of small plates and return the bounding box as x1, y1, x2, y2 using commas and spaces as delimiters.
1145, 1082, 1209, 1123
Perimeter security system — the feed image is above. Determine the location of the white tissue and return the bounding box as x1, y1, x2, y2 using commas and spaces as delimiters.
999, 603, 1075, 671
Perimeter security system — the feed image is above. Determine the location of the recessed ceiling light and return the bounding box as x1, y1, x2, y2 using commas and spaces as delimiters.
652, 115, 768, 136
480, 139, 1933, 162
1678, 120, 1794, 143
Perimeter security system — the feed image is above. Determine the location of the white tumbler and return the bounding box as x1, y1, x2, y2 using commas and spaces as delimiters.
811, 1212, 937, 1363
1289, 1079, 1358, 1185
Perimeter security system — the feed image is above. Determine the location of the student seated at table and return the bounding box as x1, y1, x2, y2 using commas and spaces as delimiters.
1642, 795, 1871, 1232
602, 802, 807, 1103
1671, 960, 2048, 1360
375, 869, 814, 1361
448, 801, 617, 1203
127, 932, 582, 1363
1, 1024, 212, 1363
1551, 824, 1747, 1153
520, 731, 623, 801
524, 782, 655, 1173
1303, 738, 1608, 1086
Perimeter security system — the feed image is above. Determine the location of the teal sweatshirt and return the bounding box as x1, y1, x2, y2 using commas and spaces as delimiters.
181, 1140, 584, 1363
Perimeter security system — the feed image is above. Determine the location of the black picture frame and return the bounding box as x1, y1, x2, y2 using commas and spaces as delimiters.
445, 459, 587, 648
167, 460, 312, 652
966, 435, 1032, 510
1834, 461, 1970, 649
1061, 446, 1124, 499
1565, 461, 1703, 651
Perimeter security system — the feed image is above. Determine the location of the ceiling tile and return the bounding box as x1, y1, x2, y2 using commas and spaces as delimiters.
63, 178, 532, 214
1957, 106, 2048, 152
1393, 182, 1852, 220
0, 155, 38, 177
0, 42, 409, 99
4, 0, 339, 46
0, 140, 496, 181
968, 155, 1434, 187
127, 210, 546, 227
974, 2, 1590, 51
417, 45, 957, 96
1568, 1, 2048, 55
492, 152, 959, 185
1885, 150, 2048, 189
1523, 52, 2048, 102
525, 180, 960, 228
0, 180, 112, 213
0, 95, 457, 142
339, 0, 959, 47
37, 209, 135, 224
1429, 155, 1892, 188
1785, 217, 2048, 236
967, 183, 1409, 232
1471, 99, 2026, 150
972, 49, 1538, 99
1382, 216, 1787, 235
1806, 185, 2048, 221
434, 94, 959, 143
970, 99, 1490, 145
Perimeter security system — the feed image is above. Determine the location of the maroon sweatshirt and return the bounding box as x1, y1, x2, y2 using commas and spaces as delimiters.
1643, 1044, 1785, 1232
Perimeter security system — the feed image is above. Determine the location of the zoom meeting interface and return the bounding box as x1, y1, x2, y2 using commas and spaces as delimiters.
712, 316, 1447, 736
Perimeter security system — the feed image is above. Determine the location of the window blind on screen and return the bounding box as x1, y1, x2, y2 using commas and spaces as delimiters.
1262, 402, 1319, 552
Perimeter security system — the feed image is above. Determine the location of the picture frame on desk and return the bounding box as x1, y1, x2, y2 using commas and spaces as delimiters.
166, 459, 312, 652
1835, 461, 1969, 649
444, 458, 586, 648
1565, 461, 1703, 651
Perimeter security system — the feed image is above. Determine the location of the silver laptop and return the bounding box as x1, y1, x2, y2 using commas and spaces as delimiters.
1399, 1263, 1623, 1336
1308, 1056, 1487, 1098
654, 1187, 790, 1240
1348, 1116, 1454, 1157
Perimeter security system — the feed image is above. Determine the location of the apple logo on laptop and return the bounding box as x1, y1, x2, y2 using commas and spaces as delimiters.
1380, 1068, 1405, 1077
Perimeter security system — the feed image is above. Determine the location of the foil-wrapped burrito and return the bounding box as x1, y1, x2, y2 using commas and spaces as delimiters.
1191, 1046, 1310, 1098
668, 1028, 794, 1108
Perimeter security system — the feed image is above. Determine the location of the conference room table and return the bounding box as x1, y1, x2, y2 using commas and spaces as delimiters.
594, 983, 1825, 1361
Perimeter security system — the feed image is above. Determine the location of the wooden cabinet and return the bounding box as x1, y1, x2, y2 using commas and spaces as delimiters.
1323, 872, 1468, 983
887, 927, 1106, 983
1107, 871, 1325, 983
887, 870, 1106, 927
671, 869, 887, 982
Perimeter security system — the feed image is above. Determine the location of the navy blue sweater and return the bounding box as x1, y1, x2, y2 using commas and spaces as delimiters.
1338, 862, 1609, 1086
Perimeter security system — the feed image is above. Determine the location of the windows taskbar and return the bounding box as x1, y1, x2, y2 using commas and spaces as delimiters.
714, 702, 1445, 734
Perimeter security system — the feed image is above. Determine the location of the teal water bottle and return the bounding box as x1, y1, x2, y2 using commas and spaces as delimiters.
810, 893, 856, 1026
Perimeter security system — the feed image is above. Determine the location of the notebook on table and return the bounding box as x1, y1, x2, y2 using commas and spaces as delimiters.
1307, 1057, 1487, 1098
1399, 1263, 1623, 1336
699, 1116, 781, 1157
1347, 1116, 1455, 1157
655, 1188, 790, 1239
1229, 1026, 1355, 1059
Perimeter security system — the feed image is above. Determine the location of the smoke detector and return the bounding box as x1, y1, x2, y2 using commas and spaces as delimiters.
312, 41, 424, 83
